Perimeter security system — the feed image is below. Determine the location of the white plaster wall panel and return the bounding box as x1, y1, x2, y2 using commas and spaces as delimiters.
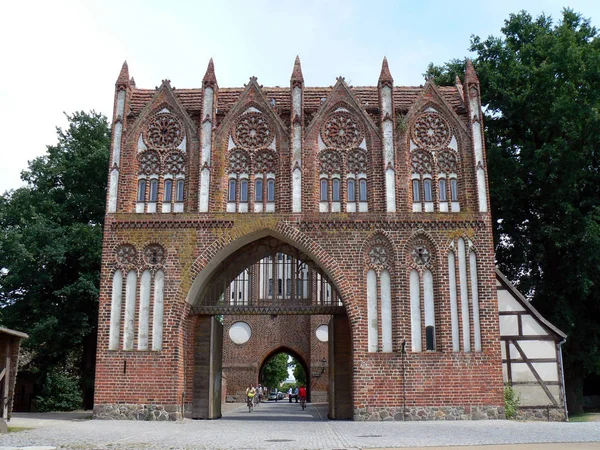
162, 203, 171, 213
245, 107, 260, 114
514, 385, 560, 407
358, 202, 368, 212
448, 251, 460, 351
423, 270, 435, 328
292, 168, 302, 212
518, 340, 557, 359
477, 166, 488, 213
112, 122, 122, 166
108, 169, 119, 213
359, 137, 367, 150
440, 202, 449, 212
266, 203, 275, 213
137, 134, 147, 152
470, 251, 481, 351
318, 134, 326, 150
346, 203, 356, 213
381, 270, 392, 353
137, 270, 151, 350
367, 269, 378, 352
201, 122, 213, 164
203, 87, 214, 120
385, 168, 396, 212
498, 291, 526, 311
227, 203, 236, 213
239, 203, 248, 213
174, 203, 184, 213
502, 362, 508, 381
199, 167, 210, 212
116, 90, 126, 117
499, 315, 519, 335
425, 202, 434, 212
451, 202, 461, 212
293, 123, 302, 161
381, 86, 392, 114
410, 140, 417, 151
449, 135, 458, 150
531, 362, 559, 382
410, 270, 422, 352
458, 238, 471, 352
123, 270, 137, 350
227, 135, 235, 150
178, 136, 187, 153
152, 270, 164, 351
412, 203, 422, 213
136, 202, 144, 213
146, 203, 156, 213
501, 343, 506, 360
293, 87, 302, 116
331, 202, 341, 212
382, 117, 394, 164
254, 203, 263, 213
109, 270, 123, 350
511, 362, 538, 382
268, 137, 277, 151
521, 315, 549, 336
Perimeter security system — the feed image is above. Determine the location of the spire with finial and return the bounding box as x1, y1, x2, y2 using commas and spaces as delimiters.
290, 55, 304, 87
116, 61, 130, 87
203, 58, 218, 89
465, 59, 479, 85
378, 57, 393, 88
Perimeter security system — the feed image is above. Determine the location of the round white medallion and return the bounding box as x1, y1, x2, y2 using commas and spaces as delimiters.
315, 324, 329, 342
229, 321, 251, 344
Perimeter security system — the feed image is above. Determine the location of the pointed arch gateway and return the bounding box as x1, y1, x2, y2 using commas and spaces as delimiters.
187, 231, 352, 420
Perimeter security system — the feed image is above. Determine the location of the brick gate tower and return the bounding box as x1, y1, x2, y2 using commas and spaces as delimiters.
94, 57, 509, 421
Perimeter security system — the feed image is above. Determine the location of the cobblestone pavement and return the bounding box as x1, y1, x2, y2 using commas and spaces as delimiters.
1, 402, 600, 450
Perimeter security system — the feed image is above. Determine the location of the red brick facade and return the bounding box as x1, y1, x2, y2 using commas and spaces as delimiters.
93, 58, 505, 421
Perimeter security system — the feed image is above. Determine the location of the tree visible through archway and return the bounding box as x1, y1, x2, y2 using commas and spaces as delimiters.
260, 352, 289, 388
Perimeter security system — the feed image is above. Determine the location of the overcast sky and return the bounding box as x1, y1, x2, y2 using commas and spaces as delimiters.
1, 0, 599, 194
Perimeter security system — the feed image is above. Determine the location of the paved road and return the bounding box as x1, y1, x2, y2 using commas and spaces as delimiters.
1, 402, 600, 449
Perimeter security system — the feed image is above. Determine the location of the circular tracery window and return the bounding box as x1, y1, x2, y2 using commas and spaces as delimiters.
411, 113, 451, 149
315, 324, 329, 342
232, 112, 274, 149
144, 113, 184, 148
321, 111, 363, 149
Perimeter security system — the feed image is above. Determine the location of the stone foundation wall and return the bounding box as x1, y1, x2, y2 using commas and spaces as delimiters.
93, 404, 182, 421
516, 407, 566, 422
354, 405, 505, 421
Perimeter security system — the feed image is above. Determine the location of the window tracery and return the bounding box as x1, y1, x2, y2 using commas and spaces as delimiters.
232, 112, 274, 150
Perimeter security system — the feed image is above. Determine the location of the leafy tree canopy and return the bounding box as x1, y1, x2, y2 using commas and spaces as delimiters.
261, 353, 290, 389
0, 111, 110, 409
428, 8, 600, 413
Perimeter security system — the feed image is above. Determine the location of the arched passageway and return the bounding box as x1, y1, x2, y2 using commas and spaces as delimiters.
188, 236, 352, 420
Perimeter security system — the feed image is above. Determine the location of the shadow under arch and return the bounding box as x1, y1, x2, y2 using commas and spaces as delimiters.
258, 345, 309, 400
187, 229, 354, 421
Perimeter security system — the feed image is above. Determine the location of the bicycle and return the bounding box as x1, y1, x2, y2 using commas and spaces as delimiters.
300, 395, 306, 410
247, 395, 254, 412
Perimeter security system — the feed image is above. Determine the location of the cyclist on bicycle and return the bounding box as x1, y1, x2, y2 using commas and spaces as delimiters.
246, 384, 256, 412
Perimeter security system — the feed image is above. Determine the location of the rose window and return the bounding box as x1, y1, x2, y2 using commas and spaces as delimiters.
411, 150, 434, 174
116, 244, 137, 265
254, 150, 277, 173
233, 113, 273, 149
139, 151, 161, 175
347, 149, 368, 173
229, 150, 250, 173
412, 113, 451, 149
437, 150, 457, 173
164, 151, 186, 175
319, 150, 342, 174
145, 113, 184, 148
411, 245, 431, 266
143, 244, 165, 265
369, 245, 388, 266
321, 112, 363, 149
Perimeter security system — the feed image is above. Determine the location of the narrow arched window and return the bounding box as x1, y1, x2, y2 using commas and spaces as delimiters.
176, 180, 185, 202
451, 178, 458, 201
347, 179, 355, 202
423, 178, 433, 202
412, 179, 420, 202
359, 179, 367, 202
149, 179, 158, 202
228, 179, 236, 202
267, 179, 275, 202
439, 178, 447, 202
332, 178, 340, 201
320, 179, 328, 201
240, 179, 248, 202
163, 179, 173, 202
255, 179, 263, 202
137, 179, 146, 202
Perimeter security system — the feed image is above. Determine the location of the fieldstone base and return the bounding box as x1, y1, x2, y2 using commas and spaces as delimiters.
354, 405, 506, 421
93, 403, 181, 421
516, 407, 566, 421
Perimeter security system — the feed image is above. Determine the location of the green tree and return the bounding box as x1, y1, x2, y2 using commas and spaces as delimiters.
0, 111, 110, 410
261, 353, 290, 389
290, 357, 306, 386
428, 9, 600, 413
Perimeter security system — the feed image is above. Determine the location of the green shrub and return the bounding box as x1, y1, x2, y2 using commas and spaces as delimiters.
35, 370, 82, 412
504, 383, 520, 419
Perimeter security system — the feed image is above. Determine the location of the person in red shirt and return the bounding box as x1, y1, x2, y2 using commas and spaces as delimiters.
298, 385, 307, 408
